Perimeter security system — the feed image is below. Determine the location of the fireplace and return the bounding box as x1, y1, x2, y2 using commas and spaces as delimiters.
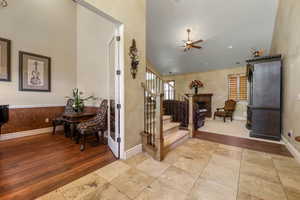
196, 101, 207, 110
192, 94, 213, 118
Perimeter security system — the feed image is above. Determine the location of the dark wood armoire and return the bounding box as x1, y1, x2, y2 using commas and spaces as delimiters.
246, 55, 282, 141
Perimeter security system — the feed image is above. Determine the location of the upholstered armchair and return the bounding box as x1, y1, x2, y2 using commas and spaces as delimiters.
213, 100, 237, 122
77, 100, 108, 151
52, 99, 74, 135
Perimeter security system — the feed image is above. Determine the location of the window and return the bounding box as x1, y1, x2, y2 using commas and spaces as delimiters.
146, 70, 158, 94
228, 74, 248, 101
164, 80, 175, 100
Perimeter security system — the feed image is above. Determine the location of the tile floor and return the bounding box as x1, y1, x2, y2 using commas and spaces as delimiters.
37, 138, 300, 200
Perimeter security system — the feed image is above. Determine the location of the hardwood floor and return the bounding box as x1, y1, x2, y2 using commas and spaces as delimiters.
0, 132, 116, 200
195, 131, 293, 157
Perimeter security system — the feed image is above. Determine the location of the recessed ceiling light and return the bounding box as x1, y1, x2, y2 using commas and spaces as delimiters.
236, 62, 241, 65
228, 45, 233, 49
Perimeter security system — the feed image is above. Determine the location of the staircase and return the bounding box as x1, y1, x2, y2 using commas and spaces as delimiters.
163, 115, 189, 152
141, 68, 193, 161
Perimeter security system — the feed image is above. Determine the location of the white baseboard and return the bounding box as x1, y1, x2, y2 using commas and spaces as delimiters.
124, 144, 142, 160
282, 136, 300, 163
0, 126, 63, 141
209, 116, 246, 121
233, 116, 246, 121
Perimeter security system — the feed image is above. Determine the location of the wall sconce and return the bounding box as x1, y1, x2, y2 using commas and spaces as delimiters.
0, 0, 8, 8
129, 39, 139, 79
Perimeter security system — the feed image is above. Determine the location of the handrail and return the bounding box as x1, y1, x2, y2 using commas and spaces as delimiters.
146, 67, 189, 101
146, 67, 174, 89
141, 82, 161, 97
146, 66, 164, 80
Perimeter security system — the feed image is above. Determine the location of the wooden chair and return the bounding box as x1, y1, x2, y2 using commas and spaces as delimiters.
52, 99, 74, 135
213, 100, 237, 122
77, 100, 108, 151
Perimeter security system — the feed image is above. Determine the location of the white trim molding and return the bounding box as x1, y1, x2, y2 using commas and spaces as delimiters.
124, 144, 142, 160
282, 136, 300, 163
0, 126, 63, 141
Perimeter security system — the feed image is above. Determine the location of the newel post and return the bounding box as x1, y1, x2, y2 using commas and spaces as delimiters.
155, 93, 164, 161
187, 94, 194, 138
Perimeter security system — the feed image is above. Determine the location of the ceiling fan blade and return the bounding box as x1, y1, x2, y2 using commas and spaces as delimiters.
191, 45, 202, 49
191, 40, 203, 45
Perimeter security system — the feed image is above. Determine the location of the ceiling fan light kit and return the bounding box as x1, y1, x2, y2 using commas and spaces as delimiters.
182, 29, 203, 52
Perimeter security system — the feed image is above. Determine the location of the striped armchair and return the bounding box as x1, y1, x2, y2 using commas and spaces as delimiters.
77, 100, 108, 151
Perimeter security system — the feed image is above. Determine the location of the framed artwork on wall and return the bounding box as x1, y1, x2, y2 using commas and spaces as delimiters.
19, 51, 51, 92
0, 37, 11, 82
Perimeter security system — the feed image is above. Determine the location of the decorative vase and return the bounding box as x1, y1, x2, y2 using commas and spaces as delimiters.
194, 87, 198, 94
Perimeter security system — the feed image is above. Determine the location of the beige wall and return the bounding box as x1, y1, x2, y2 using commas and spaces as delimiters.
0, 0, 146, 151
76, 5, 115, 106
86, 0, 146, 150
0, 0, 77, 106
271, 0, 300, 151
164, 67, 248, 120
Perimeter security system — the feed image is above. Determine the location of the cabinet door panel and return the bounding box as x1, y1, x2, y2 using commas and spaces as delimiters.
253, 61, 281, 108
252, 109, 280, 137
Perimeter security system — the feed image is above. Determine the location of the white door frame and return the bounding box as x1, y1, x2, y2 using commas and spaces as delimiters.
75, 0, 125, 159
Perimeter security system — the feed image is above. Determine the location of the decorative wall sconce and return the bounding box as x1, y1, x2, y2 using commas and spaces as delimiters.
129, 39, 139, 79
0, 0, 8, 8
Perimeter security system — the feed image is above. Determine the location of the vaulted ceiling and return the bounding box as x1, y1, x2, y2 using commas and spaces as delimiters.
147, 0, 279, 75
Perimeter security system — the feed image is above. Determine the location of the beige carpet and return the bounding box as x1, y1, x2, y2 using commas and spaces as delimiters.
199, 119, 282, 144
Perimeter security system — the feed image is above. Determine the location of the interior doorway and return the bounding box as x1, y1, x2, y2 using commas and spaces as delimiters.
76, 0, 125, 159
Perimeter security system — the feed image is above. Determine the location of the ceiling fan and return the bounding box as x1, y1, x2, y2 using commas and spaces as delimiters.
182, 29, 203, 52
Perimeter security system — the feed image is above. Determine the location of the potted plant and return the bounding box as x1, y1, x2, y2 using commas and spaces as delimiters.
189, 80, 204, 94
66, 88, 95, 113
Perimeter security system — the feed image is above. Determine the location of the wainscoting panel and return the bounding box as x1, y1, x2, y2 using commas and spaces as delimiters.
2, 107, 64, 134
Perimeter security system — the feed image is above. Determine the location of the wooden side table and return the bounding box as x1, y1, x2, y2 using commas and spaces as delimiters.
63, 112, 96, 140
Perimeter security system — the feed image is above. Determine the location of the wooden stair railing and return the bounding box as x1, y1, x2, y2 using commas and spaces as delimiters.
141, 82, 164, 161
142, 68, 194, 161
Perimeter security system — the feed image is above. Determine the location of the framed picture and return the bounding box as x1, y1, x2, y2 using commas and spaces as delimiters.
19, 51, 51, 92
0, 37, 11, 81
